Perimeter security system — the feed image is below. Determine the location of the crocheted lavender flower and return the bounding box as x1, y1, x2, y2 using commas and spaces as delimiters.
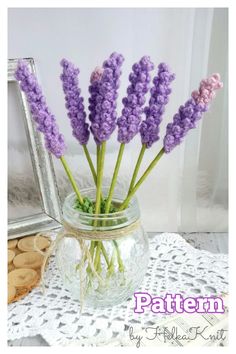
88, 67, 104, 144
191, 73, 223, 105
89, 53, 124, 144
60, 59, 90, 145
140, 63, 175, 148
163, 73, 223, 153
117, 56, 154, 144
15, 60, 66, 158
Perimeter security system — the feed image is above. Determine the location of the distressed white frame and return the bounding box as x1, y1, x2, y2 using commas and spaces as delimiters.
8, 58, 62, 239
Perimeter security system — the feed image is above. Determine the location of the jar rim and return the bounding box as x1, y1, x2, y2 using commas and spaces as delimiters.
62, 186, 140, 230
63, 186, 137, 217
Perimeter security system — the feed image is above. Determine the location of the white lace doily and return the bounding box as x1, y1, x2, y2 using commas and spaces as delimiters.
8, 233, 228, 346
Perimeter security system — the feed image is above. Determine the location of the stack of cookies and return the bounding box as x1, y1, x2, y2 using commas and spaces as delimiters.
8, 235, 51, 304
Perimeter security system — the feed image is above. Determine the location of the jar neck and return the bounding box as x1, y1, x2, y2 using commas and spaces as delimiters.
62, 187, 140, 231
62, 218, 141, 240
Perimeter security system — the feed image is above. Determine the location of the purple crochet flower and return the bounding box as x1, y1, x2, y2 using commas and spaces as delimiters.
140, 63, 175, 148
163, 73, 223, 153
117, 56, 154, 144
88, 53, 124, 144
88, 67, 104, 144
163, 99, 207, 153
60, 59, 90, 145
15, 60, 66, 158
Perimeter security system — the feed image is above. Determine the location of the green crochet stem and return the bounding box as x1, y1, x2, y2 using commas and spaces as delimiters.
100, 243, 110, 267
105, 143, 125, 214
94, 242, 102, 271
128, 144, 146, 194
83, 144, 104, 200
82, 144, 97, 184
93, 142, 106, 272
118, 147, 165, 211
96, 144, 100, 172
95, 142, 106, 215
86, 240, 96, 276
113, 240, 124, 272
87, 241, 110, 276
60, 156, 83, 204
107, 249, 116, 275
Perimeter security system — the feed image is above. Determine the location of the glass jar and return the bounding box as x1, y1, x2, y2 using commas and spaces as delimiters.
55, 187, 149, 308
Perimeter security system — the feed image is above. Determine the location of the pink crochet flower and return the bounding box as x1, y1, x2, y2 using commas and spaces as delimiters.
90, 66, 104, 83
191, 73, 223, 105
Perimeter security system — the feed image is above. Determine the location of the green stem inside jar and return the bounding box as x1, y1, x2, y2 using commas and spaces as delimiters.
73, 186, 128, 289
